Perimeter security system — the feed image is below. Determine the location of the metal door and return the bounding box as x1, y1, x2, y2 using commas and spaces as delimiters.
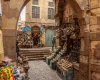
45, 28, 55, 47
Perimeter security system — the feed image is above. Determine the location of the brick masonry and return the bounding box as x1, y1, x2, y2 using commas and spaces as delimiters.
90, 0, 100, 79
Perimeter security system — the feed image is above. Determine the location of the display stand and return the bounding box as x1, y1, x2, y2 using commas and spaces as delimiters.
56, 59, 73, 80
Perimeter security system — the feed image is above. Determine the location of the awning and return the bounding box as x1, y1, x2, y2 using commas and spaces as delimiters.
23, 26, 31, 32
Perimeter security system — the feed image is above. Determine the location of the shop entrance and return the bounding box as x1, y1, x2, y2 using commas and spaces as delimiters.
31, 26, 40, 46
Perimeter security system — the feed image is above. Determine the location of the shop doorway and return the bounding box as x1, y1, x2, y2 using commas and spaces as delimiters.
31, 26, 40, 46
45, 27, 55, 47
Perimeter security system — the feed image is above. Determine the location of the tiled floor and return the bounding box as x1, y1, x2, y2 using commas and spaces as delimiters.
29, 61, 62, 80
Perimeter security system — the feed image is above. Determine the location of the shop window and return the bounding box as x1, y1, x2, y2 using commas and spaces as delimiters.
32, 0, 39, 5
48, 8, 54, 19
48, 2, 54, 7
32, 6, 40, 18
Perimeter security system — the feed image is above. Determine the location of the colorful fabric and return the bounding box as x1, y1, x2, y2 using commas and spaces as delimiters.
0, 67, 15, 80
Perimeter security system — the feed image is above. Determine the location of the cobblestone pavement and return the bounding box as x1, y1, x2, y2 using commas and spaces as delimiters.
29, 61, 62, 80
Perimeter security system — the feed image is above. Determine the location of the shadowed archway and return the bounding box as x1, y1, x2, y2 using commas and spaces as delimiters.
31, 26, 40, 46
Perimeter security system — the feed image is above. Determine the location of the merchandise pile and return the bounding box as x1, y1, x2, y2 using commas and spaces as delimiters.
57, 58, 73, 71
17, 55, 30, 80
0, 56, 30, 80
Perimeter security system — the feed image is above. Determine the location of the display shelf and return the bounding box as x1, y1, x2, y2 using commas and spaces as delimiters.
56, 59, 73, 80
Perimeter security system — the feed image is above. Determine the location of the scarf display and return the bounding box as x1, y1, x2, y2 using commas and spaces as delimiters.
0, 66, 14, 80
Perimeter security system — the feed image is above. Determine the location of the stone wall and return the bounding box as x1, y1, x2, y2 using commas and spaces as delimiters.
90, 0, 100, 80
79, 16, 89, 80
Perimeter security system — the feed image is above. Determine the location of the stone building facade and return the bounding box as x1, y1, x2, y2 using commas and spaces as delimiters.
26, 0, 55, 46
26, 0, 55, 26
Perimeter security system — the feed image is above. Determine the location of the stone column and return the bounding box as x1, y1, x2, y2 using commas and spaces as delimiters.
1, 0, 30, 61
79, 17, 90, 80
1, 1, 18, 61
2, 29, 17, 61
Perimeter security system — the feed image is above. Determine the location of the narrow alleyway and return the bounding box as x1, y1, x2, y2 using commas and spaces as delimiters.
29, 61, 62, 80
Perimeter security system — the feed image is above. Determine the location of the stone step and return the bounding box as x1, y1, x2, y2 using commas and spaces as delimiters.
22, 54, 46, 58
19, 50, 49, 53
19, 48, 50, 61
20, 49, 50, 51
19, 51, 49, 54
19, 52, 50, 55
22, 53, 49, 56
27, 57, 45, 59
28, 57, 45, 61
20, 48, 51, 50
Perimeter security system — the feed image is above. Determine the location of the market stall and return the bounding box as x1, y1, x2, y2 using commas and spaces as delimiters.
46, 17, 80, 80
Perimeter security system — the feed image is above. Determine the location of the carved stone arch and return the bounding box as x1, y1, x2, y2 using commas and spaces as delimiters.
1, 0, 30, 60
16, 0, 30, 29
31, 26, 40, 38
67, 0, 82, 13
